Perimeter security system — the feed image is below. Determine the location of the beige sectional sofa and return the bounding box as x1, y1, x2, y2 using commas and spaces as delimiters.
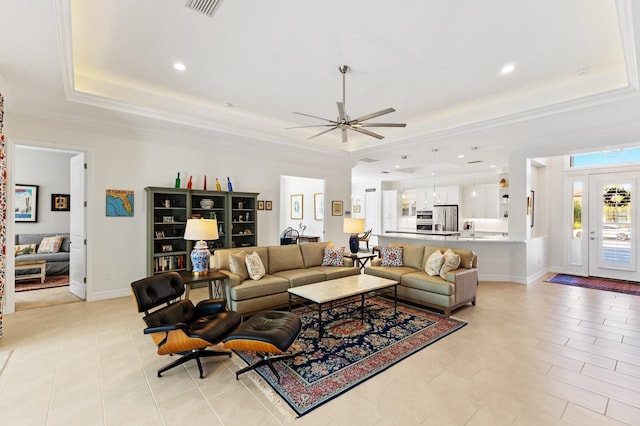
364, 243, 478, 316
211, 242, 360, 315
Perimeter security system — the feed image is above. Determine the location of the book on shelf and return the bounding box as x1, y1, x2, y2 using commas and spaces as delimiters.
154, 254, 185, 272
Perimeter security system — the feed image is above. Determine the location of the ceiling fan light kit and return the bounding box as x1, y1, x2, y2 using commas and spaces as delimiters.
288, 65, 406, 143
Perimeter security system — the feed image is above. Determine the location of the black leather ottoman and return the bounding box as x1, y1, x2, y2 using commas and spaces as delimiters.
223, 310, 302, 383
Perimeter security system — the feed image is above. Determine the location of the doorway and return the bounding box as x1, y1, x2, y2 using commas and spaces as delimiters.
587, 172, 637, 281
11, 145, 88, 311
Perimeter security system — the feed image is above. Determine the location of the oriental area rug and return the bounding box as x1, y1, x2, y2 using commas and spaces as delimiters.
546, 273, 640, 296
232, 297, 467, 417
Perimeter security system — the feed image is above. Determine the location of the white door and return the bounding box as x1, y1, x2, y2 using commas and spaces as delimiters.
382, 190, 397, 233
588, 172, 638, 281
69, 153, 87, 299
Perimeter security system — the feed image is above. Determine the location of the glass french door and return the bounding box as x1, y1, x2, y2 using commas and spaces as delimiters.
588, 172, 638, 281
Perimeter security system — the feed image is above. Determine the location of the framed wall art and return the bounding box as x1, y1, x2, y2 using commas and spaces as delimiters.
290, 194, 303, 220
331, 200, 343, 216
265, 200, 273, 210
51, 193, 70, 211
15, 184, 38, 222
257, 200, 265, 210
314, 192, 323, 221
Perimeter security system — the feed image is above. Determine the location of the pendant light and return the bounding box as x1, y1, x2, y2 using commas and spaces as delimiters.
471, 147, 478, 198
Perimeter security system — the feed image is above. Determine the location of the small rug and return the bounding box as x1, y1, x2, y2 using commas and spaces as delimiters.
15, 274, 69, 292
546, 274, 640, 296
233, 297, 466, 417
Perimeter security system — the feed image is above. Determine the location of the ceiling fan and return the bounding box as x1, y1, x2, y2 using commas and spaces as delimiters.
287, 65, 407, 143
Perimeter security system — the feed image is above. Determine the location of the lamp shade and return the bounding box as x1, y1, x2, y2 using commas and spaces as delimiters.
184, 218, 219, 274
343, 218, 365, 234
184, 218, 219, 241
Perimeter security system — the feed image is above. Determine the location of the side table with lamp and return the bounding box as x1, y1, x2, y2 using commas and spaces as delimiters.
343, 217, 365, 254
182, 218, 227, 300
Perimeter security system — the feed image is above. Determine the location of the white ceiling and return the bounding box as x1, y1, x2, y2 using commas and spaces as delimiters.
2, 0, 640, 184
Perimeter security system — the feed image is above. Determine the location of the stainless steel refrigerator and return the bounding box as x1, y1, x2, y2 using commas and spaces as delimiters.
433, 204, 459, 232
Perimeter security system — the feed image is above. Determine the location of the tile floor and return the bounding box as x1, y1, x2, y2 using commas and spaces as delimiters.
0, 277, 639, 425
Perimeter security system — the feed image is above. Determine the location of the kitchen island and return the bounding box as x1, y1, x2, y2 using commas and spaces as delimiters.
376, 231, 532, 283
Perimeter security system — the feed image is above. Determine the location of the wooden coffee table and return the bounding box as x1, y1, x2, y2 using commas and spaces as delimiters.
15, 259, 47, 284
288, 274, 398, 337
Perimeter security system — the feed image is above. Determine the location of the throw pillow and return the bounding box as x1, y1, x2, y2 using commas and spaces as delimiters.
425, 250, 444, 276
440, 249, 461, 279
37, 235, 64, 254
14, 243, 36, 256
321, 246, 344, 266
380, 246, 403, 267
245, 251, 266, 280
228, 251, 249, 281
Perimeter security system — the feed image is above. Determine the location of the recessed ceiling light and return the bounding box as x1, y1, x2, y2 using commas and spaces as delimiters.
395, 165, 400, 169
173, 62, 187, 71
223, 102, 234, 108
430, 172, 436, 176
577, 68, 590, 76
458, 154, 464, 158
501, 64, 515, 75
490, 164, 496, 168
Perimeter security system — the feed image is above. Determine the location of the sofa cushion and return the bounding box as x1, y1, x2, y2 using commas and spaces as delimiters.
440, 249, 461, 279
307, 265, 360, 280
401, 271, 455, 296
425, 250, 444, 276
213, 247, 267, 271
364, 265, 418, 282
229, 275, 291, 301
228, 251, 249, 281
268, 245, 304, 273
273, 269, 326, 287
300, 242, 333, 268
37, 235, 64, 253
424, 246, 475, 269
245, 251, 266, 280
321, 246, 344, 266
380, 247, 403, 266
390, 243, 424, 270
15, 243, 36, 256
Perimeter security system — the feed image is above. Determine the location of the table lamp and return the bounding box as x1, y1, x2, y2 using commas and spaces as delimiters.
343, 218, 365, 254
184, 218, 219, 274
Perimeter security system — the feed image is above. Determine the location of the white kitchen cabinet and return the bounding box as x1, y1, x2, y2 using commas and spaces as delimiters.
382, 190, 399, 232
433, 185, 459, 206
461, 184, 499, 218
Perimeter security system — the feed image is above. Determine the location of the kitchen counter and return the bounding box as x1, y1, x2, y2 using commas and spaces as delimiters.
376, 232, 528, 283
381, 230, 509, 242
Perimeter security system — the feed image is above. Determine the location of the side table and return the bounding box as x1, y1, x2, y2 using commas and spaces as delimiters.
178, 270, 228, 300
343, 252, 376, 272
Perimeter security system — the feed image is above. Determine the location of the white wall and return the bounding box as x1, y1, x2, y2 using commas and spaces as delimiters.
280, 176, 324, 239
14, 147, 75, 234
5, 113, 352, 306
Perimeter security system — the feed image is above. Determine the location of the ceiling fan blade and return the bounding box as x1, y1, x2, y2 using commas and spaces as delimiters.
350, 126, 385, 140
285, 124, 337, 129
293, 112, 337, 123
307, 126, 339, 140
358, 122, 407, 127
337, 102, 347, 122
341, 128, 348, 143
352, 107, 396, 123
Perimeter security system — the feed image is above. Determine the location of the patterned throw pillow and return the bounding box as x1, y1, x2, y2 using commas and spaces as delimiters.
321, 247, 344, 266
425, 250, 444, 276
440, 249, 461, 279
37, 235, 64, 254
15, 243, 36, 256
245, 251, 266, 280
380, 247, 403, 267
228, 251, 249, 281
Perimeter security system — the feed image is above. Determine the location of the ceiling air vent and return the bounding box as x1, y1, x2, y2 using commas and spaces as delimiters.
359, 157, 379, 163
467, 160, 482, 164
185, 0, 224, 17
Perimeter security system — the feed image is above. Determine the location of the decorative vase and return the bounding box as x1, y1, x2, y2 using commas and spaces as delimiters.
200, 199, 214, 209
349, 234, 359, 254
190, 241, 211, 274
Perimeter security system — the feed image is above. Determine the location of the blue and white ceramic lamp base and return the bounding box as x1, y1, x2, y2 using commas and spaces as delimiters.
191, 240, 211, 274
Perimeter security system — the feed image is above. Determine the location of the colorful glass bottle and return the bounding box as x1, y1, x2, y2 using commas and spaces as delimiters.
215, 178, 222, 191
227, 177, 233, 192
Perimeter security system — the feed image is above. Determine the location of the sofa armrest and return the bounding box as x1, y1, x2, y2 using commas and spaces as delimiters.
371, 258, 382, 267
446, 268, 478, 304
343, 257, 355, 267
219, 270, 243, 288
